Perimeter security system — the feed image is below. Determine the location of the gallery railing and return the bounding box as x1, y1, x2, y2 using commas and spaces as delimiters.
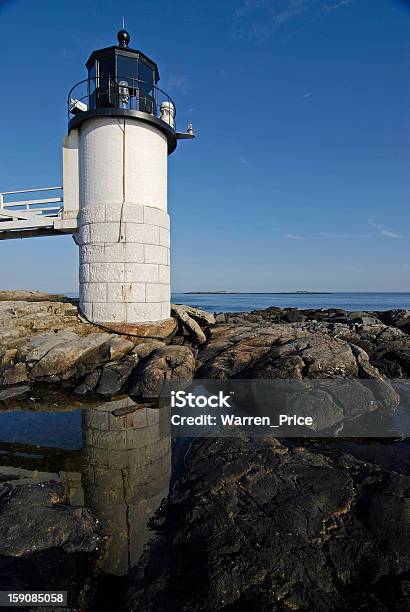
67, 77, 176, 129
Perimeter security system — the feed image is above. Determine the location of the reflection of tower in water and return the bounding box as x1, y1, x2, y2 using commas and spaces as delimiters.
81, 397, 171, 576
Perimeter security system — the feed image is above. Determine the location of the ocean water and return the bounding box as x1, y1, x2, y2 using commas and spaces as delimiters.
171, 292, 410, 313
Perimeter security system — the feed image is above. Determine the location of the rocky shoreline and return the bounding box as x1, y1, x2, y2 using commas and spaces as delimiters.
0, 291, 409, 402
0, 291, 409, 610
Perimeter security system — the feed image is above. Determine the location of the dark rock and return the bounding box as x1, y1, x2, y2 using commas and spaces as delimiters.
96, 357, 136, 396
172, 304, 216, 326
350, 343, 383, 378
0, 480, 102, 557
128, 345, 196, 398
215, 313, 226, 324
98, 336, 134, 361
171, 304, 207, 344
331, 315, 349, 323
371, 345, 410, 379
0, 362, 28, 386
130, 339, 164, 360
340, 325, 410, 379
198, 324, 358, 379
283, 308, 306, 323
122, 436, 410, 612
377, 309, 410, 333
0, 478, 103, 605
0, 385, 30, 401
74, 370, 101, 395
352, 315, 381, 325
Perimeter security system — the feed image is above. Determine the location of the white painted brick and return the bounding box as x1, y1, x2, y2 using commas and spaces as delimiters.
78, 224, 91, 245
80, 283, 107, 303
102, 242, 127, 263
126, 302, 162, 323
105, 202, 144, 223
145, 284, 170, 303
145, 244, 168, 265
158, 265, 170, 283
93, 302, 126, 323
104, 202, 122, 223
102, 243, 145, 263
143, 206, 169, 229
125, 243, 145, 262
80, 206, 105, 224
80, 302, 93, 320
122, 202, 144, 223
125, 223, 160, 244
161, 302, 171, 319
79, 263, 90, 283
125, 263, 158, 283
90, 222, 120, 243
107, 283, 145, 303
80, 245, 105, 263
89, 262, 125, 283
159, 227, 170, 248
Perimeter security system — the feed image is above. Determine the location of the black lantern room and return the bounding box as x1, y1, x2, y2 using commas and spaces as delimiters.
85, 29, 160, 114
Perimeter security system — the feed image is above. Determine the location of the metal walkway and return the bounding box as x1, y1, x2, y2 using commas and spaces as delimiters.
0, 186, 76, 240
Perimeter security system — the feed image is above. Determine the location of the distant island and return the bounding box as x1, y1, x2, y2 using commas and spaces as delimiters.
183, 291, 333, 295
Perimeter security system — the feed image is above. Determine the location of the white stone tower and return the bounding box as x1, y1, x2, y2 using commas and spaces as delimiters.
64, 29, 193, 330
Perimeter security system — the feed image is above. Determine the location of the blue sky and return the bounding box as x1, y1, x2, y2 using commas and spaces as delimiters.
0, 0, 409, 292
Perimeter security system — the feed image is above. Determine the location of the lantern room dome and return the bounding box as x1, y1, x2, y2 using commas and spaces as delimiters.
85, 31, 160, 83
67, 29, 177, 153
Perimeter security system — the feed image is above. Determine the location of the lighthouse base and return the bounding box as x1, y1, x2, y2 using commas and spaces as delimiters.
90, 317, 177, 340
78, 203, 171, 325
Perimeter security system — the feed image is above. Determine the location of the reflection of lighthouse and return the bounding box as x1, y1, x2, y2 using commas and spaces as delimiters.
81, 397, 171, 575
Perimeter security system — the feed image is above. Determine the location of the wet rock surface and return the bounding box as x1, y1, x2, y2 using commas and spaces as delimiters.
0, 476, 103, 607
0, 480, 101, 557
121, 304, 410, 611
122, 435, 410, 612
0, 292, 410, 610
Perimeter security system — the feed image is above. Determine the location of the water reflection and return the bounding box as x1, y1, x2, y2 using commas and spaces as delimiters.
82, 397, 171, 575
0, 395, 171, 582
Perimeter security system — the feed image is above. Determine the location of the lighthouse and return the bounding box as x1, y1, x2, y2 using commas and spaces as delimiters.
63, 28, 194, 329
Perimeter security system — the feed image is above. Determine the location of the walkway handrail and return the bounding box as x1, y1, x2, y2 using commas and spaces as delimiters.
1, 186, 63, 196
0, 186, 63, 212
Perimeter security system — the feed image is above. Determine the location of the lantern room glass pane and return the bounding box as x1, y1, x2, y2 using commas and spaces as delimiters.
93, 55, 115, 108
117, 55, 138, 85
138, 60, 154, 93
88, 62, 96, 97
